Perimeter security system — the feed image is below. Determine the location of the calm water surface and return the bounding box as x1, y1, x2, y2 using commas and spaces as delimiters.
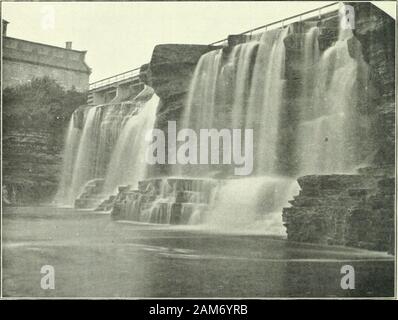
2, 206, 394, 298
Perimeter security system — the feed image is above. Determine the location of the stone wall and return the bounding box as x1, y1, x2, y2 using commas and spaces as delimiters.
3, 59, 90, 92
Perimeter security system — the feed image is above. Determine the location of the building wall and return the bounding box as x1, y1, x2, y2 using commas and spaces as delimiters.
3, 37, 90, 92
3, 59, 89, 92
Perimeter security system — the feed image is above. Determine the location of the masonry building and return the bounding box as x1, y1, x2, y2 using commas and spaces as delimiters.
2, 20, 91, 92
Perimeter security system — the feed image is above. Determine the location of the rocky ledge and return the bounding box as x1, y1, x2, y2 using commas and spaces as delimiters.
74, 178, 106, 209
283, 172, 394, 254
111, 178, 216, 224
2, 129, 64, 205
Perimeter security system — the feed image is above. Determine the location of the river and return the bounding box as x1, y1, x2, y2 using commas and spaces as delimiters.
2, 206, 394, 298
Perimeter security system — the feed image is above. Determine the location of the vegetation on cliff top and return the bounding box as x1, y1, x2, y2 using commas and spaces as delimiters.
3, 77, 87, 134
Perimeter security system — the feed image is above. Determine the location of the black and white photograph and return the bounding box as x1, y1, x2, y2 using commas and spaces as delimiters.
0, 1, 396, 301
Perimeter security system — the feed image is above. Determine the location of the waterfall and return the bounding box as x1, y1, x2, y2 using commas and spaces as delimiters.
172, 27, 294, 232
169, 24, 367, 232
54, 116, 82, 206
179, 28, 289, 177
55, 86, 156, 206
103, 93, 159, 193
67, 106, 100, 205
245, 28, 289, 175
230, 42, 259, 128
204, 177, 299, 234
181, 49, 223, 132
296, 28, 366, 174
301, 26, 320, 119
56, 18, 369, 234
69, 104, 136, 204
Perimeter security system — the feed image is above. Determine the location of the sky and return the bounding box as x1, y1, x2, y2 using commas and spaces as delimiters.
2, 1, 396, 83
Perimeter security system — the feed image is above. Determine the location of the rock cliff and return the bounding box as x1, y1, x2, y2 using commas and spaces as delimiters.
283, 173, 394, 253
2, 129, 64, 205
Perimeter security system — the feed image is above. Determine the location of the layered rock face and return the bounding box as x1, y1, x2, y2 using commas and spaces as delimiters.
283, 174, 394, 253
351, 2, 395, 169
2, 129, 64, 205
2, 77, 86, 206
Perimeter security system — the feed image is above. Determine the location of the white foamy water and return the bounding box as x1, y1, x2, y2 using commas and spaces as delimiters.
103, 93, 159, 193
55, 86, 158, 206
203, 177, 299, 234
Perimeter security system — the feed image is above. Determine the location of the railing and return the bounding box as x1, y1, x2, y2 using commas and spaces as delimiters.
209, 1, 340, 46
89, 2, 340, 91
89, 67, 141, 91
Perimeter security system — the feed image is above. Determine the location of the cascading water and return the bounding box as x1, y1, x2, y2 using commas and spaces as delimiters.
55, 115, 82, 206
63, 106, 99, 206
229, 42, 259, 128
60, 104, 130, 206
244, 28, 289, 175
56, 17, 369, 235
173, 27, 297, 232
181, 49, 223, 132
103, 93, 159, 193
296, 27, 367, 175
169, 24, 368, 232
55, 86, 157, 207
205, 177, 299, 234
300, 26, 320, 119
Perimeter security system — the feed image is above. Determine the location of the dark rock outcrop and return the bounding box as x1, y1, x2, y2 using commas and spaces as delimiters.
283, 173, 394, 253
351, 2, 395, 167
143, 44, 217, 100
2, 77, 87, 205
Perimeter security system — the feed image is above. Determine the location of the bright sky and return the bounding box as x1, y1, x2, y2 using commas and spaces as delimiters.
3, 1, 396, 83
